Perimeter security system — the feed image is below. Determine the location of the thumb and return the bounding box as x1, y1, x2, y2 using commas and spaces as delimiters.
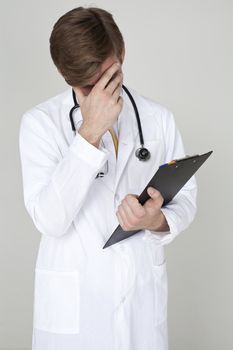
73, 87, 85, 106
147, 186, 159, 199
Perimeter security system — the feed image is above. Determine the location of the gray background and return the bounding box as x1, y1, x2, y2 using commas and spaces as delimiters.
0, 0, 232, 349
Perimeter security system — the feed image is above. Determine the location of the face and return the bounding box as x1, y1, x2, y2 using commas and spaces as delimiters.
75, 51, 125, 96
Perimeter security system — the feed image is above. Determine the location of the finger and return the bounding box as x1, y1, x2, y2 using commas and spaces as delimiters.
112, 81, 123, 102
117, 205, 132, 230
116, 210, 127, 231
147, 187, 164, 203
120, 201, 145, 229
96, 62, 120, 90
105, 71, 123, 95
121, 199, 136, 223
74, 87, 85, 105
145, 187, 164, 212
118, 196, 144, 227
124, 194, 146, 218
117, 95, 123, 106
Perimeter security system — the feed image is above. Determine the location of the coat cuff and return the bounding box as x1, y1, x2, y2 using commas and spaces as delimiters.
142, 207, 178, 246
70, 132, 110, 169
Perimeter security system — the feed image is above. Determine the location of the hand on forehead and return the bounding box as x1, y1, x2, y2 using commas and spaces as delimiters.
87, 57, 122, 87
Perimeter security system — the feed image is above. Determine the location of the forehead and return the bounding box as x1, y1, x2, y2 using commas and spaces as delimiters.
90, 55, 119, 84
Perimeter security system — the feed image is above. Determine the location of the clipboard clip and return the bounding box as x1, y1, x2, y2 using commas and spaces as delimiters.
160, 154, 199, 168
175, 154, 199, 162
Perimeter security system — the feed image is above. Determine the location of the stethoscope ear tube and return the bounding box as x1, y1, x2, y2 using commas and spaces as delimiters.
122, 85, 144, 147
69, 89, 80, 133
69, 105, 79, 133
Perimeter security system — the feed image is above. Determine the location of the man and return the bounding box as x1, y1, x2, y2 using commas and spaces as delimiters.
19, 6, 197, 350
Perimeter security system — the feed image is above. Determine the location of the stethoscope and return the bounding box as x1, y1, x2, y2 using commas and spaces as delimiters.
69, 84, 151, 177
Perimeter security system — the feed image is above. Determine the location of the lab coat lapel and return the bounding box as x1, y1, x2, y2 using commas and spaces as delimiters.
114, 95, 139, 194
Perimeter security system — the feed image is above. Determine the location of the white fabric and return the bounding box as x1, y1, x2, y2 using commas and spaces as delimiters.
19, 85, 197, 350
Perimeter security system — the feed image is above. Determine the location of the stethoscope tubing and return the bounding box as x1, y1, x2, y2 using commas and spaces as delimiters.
120, 85, 144, 147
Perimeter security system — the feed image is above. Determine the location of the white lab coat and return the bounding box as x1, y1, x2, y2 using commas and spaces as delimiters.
19, 85, 197, 350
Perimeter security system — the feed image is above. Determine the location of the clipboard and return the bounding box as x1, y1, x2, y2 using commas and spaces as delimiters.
103, 150, 213, 249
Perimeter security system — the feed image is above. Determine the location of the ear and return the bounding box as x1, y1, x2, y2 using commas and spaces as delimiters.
57, 68, 63, 76
121, 47, 125, 63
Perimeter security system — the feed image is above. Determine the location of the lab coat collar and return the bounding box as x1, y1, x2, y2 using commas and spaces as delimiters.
114, 90, 139, 193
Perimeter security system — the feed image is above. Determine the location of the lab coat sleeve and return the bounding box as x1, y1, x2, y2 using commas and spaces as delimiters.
143, 109, 198, 246
19, 110, 110, 238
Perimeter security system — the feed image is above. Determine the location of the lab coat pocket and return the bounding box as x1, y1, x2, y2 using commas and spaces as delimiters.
152, 261, 168, 326
33, 269, 80, 334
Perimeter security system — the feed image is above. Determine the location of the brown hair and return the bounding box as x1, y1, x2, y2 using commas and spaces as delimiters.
49, 6, 125, 87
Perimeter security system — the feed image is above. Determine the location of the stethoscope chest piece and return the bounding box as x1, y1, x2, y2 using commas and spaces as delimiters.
135, 147, 151, 161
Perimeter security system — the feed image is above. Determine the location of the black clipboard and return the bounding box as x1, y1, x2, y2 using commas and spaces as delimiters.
103, 150, 213, 248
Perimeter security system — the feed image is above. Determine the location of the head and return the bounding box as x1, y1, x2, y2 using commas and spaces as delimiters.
49, 6, 125, 96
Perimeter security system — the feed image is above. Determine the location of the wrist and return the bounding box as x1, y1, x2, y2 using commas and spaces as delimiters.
147, 211, 170, 232
78, 126, 101, 148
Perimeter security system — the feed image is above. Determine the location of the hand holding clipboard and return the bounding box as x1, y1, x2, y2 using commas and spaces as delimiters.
103, 151, 213, 248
